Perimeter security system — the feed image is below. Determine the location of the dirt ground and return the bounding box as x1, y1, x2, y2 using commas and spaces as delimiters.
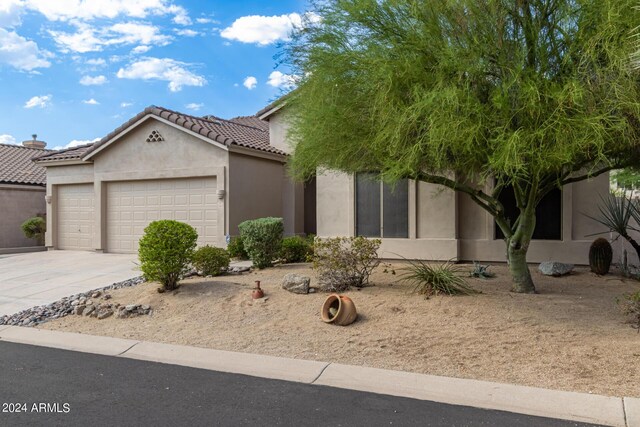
41, 262, 640, 397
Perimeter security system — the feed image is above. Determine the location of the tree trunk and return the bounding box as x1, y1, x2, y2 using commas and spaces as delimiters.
506, 205, 537, 294
507, 245, 536, 293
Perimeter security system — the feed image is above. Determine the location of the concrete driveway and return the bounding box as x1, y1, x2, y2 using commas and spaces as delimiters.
0, 250, 138, 316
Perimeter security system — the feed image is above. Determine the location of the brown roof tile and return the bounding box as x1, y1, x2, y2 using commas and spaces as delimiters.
34, 144, 94, 163
80, 106, 286, 159
0, 143, 52, 186
228, 115, 269, 132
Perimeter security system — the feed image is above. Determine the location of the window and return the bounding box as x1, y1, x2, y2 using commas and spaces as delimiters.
356, 173, 408, 238
495, 185, 562, 240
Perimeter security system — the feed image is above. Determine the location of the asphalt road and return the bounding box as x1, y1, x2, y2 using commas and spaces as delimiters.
0, 341, 600, 427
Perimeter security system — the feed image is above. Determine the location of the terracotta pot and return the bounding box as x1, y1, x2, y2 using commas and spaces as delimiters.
252, 280, 264, 299
321, 294, 357, 326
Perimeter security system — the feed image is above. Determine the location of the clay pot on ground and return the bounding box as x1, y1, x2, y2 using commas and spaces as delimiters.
252, 280, 264, 299
321, 294, 357, 326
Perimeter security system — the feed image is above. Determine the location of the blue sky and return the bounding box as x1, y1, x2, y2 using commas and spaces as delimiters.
0, 0, 308, 149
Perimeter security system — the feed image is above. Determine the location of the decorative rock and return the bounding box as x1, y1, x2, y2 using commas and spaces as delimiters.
125, 304, 137, 311
91, 291, 102, 298
538, 261, 574, 277
73, 305, 85, 315
83, 305, 95, 316
97, 309, 113, 320
71, 300, 80, 306
103, 294, 112, 300
282, 274, 311, 294
141, 305, 150, 311
85, 299, 93, 306
228, 266, 250, 274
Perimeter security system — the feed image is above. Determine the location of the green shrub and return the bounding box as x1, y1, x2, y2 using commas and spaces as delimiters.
238, 217, 284, 269
138, 220, 198, 291
313, 236, 380, 291
400, 259, 478, 297
618, 290, 640, 331
21, 216, 46, 245
280, 236, 313, 263
227, 235, 249, 260
192, 245, 230, 276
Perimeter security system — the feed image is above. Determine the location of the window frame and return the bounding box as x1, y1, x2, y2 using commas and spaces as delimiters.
355, 173, 409, 239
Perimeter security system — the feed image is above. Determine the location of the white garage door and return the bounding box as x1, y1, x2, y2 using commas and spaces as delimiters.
57, 184, 95, 250
106, 177, 218, 253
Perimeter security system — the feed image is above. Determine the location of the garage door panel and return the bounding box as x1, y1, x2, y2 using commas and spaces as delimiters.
57, 184, 95, 250
107, 177, 218, 253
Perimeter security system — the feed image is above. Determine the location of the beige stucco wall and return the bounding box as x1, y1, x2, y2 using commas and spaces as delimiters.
267, 111, 294, 154
228, 152, 285, 236
315, 169, 611, 264
0, 184, 46, 248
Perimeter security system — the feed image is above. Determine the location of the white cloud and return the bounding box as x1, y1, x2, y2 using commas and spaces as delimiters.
116, 57, 206, 92
82, 98, 99, 105
52, 137, 100, 150
131, 45, 151, 54
0, 0, 24, 27
171, 8, 191, 25
85, 58, 106, 68
120, 101, 133, 107
49, 22, 171, 53
220, 13, 318, 46
24, 94, 52, 109
79, 75, 107, 85
243, 76, 257, 90
196, 17, 217, 24
267, 71, 296, 88
0, 134, 17, 145
0, 28, 51, 71
175, 29, 198, 37
185, 102, 203, 111
23, 0, 188, 23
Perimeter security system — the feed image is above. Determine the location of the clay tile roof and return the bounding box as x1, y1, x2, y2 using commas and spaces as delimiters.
80, 106, 286, 159
228, 115, 269, 132
33, 144, 94, 163
0, 143, 53, 186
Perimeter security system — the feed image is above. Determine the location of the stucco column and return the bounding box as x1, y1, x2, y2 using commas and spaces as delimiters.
45, 184, 56, 249
94, 180, 105, 252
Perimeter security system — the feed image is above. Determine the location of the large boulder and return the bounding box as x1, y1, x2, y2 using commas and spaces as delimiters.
538, 261, 574, 277
282, 274, 311, 294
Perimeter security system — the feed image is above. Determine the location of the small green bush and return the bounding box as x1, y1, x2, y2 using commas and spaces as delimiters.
238, 217, 284, 269
227, 235, 249, 260
138, 220, 198, 291
400, 259, 478, 297
469, 261, 495, 279
313, 236, 381, 291
280, 236, 313, 263
192, 245, 230, 276
618, 290, 640, 332
21, 216, 46, 244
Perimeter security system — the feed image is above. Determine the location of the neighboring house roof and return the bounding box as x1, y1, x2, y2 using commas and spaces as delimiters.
257, 91, 294, 120
0, 143, 52, 186
33, 144, 94, 163
35, 106, 284, 164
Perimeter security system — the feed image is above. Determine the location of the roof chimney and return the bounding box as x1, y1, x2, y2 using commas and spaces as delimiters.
22, 134, 46, 149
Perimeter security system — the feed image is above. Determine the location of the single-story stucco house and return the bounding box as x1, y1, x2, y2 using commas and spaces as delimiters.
0, 136, 50, 252
34, 106, 315, 254
258, 100, 612, 265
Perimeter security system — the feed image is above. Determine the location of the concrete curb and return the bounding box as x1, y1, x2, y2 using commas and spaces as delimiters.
0, 326, 139, 356
123, 340, 328, 383
624, 397, 640, 427
0, 327, 633, 426
314, 363, 625, 427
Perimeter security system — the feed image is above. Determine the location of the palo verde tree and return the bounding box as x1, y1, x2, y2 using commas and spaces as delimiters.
285, 0, 640, 293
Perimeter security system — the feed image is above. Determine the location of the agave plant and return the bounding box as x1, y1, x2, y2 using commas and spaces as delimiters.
399, 259, 478, 297
585, 194, 640, 261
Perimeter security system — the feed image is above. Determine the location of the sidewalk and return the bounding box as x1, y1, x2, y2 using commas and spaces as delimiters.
0, 326, 636, 427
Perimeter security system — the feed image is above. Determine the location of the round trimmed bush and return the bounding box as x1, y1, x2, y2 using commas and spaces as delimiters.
138, 220, 198, 291
192, 245, 230, 276
21, 216, 46, 244
280, 236, 313, 263
227, 235, 249, 260
238, 217, 284, 269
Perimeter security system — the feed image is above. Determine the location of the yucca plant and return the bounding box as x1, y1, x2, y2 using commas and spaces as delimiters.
585, 194, 640, 262
399, 259, 478, 297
